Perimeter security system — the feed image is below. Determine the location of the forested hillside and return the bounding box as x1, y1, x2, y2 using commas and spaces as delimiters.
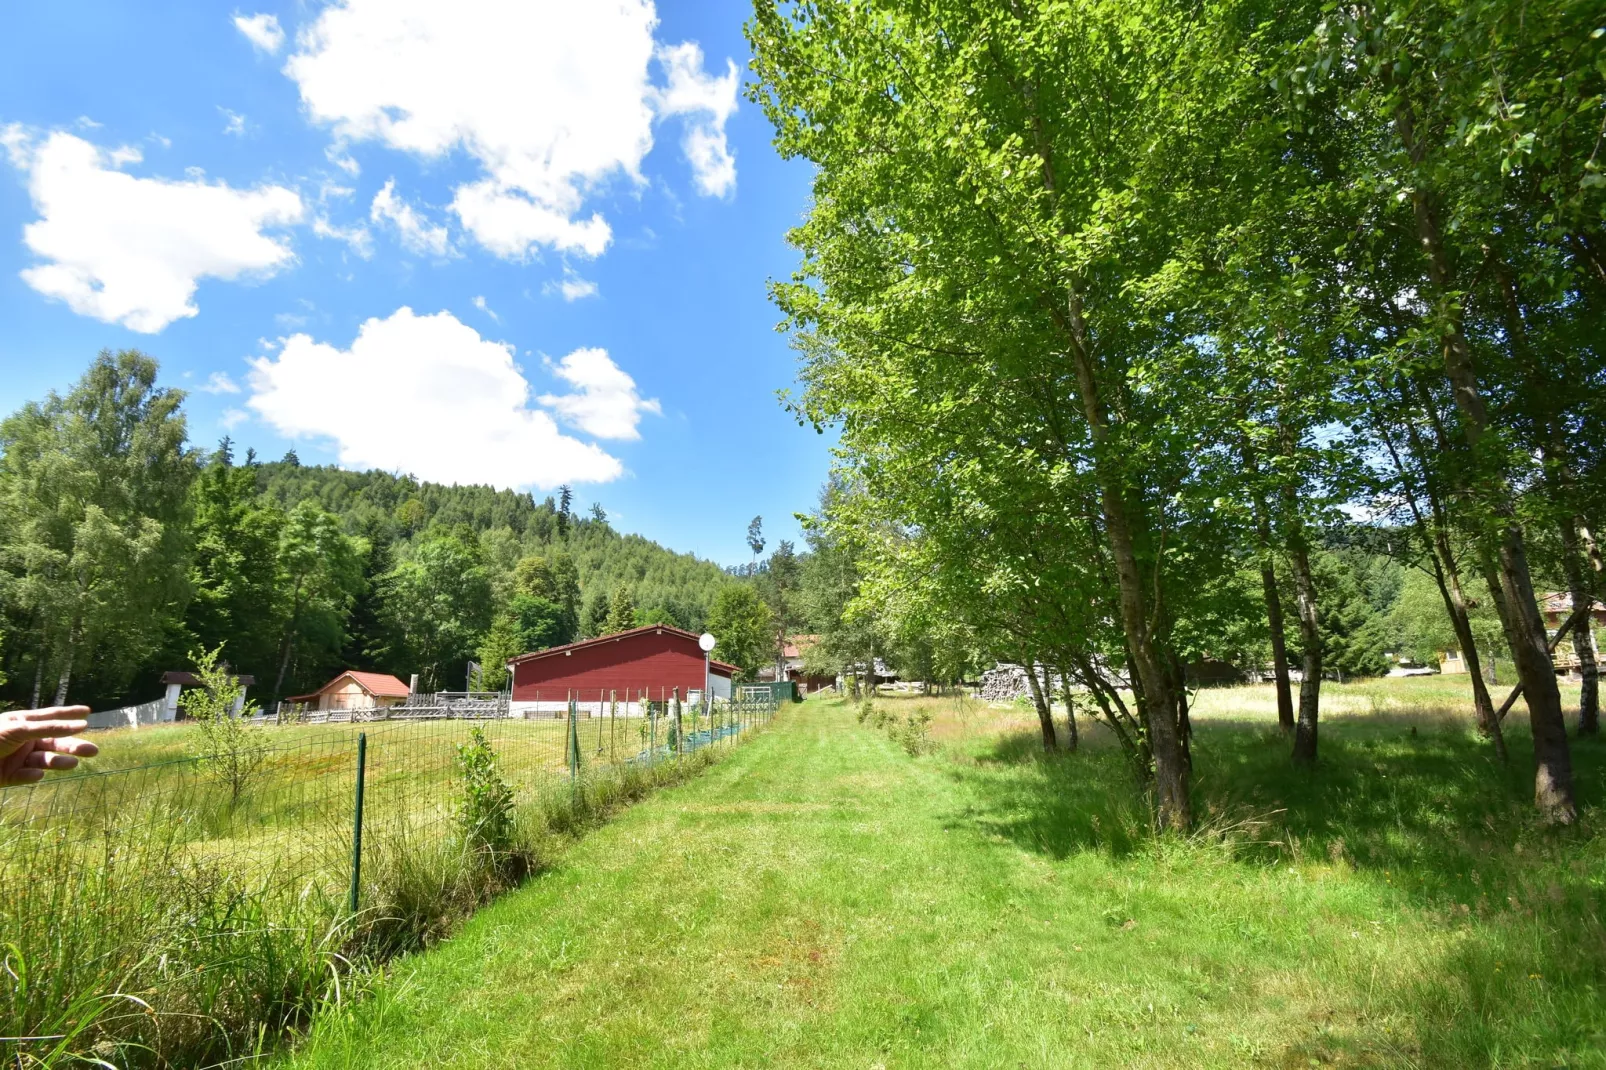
0, 353, 738, 709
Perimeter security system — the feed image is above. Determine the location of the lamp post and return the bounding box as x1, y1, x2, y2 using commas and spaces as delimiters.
699, 632, 716, 736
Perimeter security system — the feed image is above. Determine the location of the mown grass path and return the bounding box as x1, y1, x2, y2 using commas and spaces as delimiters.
284, 697, 1602, 1069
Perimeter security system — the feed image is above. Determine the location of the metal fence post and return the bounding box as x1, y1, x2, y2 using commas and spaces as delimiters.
348, 732, 367, 916
567, 694, 579, 793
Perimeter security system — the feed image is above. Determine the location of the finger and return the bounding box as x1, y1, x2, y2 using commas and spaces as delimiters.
30, 735, 98, 757
14, 707, 91, 721
22, 750, 79, 771
0, 721, 91, 742
0, 768, 45, 786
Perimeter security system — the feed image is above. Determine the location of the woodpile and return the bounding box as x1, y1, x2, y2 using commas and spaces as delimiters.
979, 663, 1063, 703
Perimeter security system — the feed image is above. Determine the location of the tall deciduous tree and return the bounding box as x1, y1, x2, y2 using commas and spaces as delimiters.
387, 527, 491, 692
0, 351, 193, 705
705, 583, 774, 682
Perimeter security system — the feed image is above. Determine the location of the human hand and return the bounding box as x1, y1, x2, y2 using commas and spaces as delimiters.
0, 707, 99, 786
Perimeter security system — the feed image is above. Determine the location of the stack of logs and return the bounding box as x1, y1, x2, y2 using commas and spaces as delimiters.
978, 664, 1064, 704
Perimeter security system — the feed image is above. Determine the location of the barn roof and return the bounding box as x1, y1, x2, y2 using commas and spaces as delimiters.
288, 670, 411, 703
509, 624, 739, 675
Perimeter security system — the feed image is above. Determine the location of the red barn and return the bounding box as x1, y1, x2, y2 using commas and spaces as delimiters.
508, 625, 739, 717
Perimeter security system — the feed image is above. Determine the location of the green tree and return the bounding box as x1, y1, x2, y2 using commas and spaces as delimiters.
603, 583, 637, 635
705, 584, 774, 682
184, 440, 282, 681
578, 588, 609, 640
0, 351, 194, 706
271, 501, 362, 698
183, 643, 266, 808
389, 528, 493, 691
338, 516, 402, 675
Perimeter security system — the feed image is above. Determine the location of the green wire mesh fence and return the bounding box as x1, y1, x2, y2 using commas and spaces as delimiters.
0, 687, 777, 1062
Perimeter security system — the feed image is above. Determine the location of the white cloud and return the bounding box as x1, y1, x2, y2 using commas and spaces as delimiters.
284, 0, 738, 260
544, 269, 598, 302
220, 408, 249, 429
370, 179, 451, 257
654, 43, 739, 197
247, 307, 625, 489
1, 127, 304, 333
219, 108, 248, 137
234, 13, 285, 55
312, 215, 372, 257
561, 276, 599, 301
538, 347, 660, 441
472, 295, 498, 322
201, 371, 241, 394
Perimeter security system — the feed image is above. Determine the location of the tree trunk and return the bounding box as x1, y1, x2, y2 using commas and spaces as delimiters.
1059, 675, 1080, 753
31, 648, 45, 709
1060, 284, 1190, 830
1286, 534, 1322, 765
1562, 518, 1599, 735
1277, 419, 1322, 765
1380, 404, 1503, 750
52, 620, 78, 706
1023, 660, 1057, 751
1244, 451, 1295, 731
1396, 100, 1576, 823
1259, 559, 1295, 731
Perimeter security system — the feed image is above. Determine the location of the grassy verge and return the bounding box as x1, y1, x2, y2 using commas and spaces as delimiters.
277, 684, 1604, 1069
0, 711, 759, 1068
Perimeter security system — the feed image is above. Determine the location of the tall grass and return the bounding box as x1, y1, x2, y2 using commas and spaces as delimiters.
1, 707, 765, 1068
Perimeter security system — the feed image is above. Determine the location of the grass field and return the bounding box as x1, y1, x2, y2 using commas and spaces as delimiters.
0, 701, 769, 1067
278, 679, 1605, 1069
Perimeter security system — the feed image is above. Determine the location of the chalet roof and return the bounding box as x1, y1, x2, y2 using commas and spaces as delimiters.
508, 624, 739, 676
288, 670, 411, 703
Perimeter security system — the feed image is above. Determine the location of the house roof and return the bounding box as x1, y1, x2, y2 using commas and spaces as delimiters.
782, 634, 820, 659
288, 670, 411, 703
1541, 592, 1603, 615
162, 670, 256, 687
508, 624, 739, 675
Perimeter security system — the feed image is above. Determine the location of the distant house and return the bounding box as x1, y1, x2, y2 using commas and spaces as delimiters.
1438, 592, 1602, 677
507, 625, 739, 717
755, 634, 836, 693
287, 670, 412, 712
1541, 592, 1603, 677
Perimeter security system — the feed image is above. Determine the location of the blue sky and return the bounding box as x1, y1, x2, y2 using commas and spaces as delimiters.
0, 0, 831, 566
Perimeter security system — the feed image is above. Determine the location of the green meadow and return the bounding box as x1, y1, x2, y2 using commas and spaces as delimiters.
279, 679, 1605, 1069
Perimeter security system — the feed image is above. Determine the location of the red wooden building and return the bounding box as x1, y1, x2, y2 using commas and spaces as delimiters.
507, 625, 738, 717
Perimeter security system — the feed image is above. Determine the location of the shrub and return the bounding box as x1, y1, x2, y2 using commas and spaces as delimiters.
455, 725, 515, 856
183, 644, 267, 808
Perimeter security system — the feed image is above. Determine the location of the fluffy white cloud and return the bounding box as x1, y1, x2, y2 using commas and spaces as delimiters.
539, 348, 660, 441
471, 295, 498, 321
219, 108, 248, 137
234, 13, 285, 54
1, 127, 303, 333
284, 0, 738, 259
247, 307, 627, 488
370, 179, 452, 256
654, 43, 739, 197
